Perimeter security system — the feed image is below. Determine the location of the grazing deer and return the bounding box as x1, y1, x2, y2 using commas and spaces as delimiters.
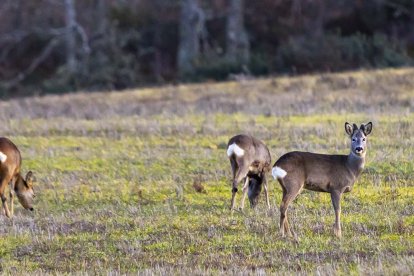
0, 137, 35, 218
247, 174, 264, 208
227, 134, 271, 210
272, 122, 372, 238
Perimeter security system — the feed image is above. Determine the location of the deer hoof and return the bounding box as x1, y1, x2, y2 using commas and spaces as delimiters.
333, 226, 342, 238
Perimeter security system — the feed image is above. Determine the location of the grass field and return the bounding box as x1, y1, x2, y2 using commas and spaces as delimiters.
0, 68, 413, 274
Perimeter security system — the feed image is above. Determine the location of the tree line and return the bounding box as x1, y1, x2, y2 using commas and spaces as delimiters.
0, 0, 413, 97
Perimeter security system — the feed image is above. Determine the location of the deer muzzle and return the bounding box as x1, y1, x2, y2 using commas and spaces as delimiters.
355, 147, 364, 154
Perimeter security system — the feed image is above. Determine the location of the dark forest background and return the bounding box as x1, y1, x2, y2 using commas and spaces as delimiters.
1, 0, 414, 98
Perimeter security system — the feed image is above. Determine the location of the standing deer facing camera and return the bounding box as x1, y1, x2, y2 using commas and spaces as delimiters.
272, 122, 372, 238
227, 134, 271, 210
0, 137, 36, 218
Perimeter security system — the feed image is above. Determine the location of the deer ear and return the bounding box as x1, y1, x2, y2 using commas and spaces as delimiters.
345, 122, 353, 136
361, 122, 372, 136
25, 171, 34, 186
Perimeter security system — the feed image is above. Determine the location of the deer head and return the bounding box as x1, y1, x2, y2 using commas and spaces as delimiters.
15, 171, 35, 211
345, 122, 372, 157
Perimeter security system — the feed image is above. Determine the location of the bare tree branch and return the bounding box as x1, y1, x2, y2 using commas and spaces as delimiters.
74, 23, 90, 55
0, 28, 67, 43
1, 38, 60, 89
0, 0, 90, 89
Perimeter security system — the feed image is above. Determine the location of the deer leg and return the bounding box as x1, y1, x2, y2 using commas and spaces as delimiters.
0, 177, 11, 218
230, 161, 250, 211
229, 158, 238, 211
281, 195, 296, 238
230, 186, 237, 211
331, 191, 342, 238
230, 158, 237, 180
9, 181, 14, 217
279, 180, 302, 238
239, 177, 249, 210
0, 190, 11, 219
263, 175, 270, 209
279, 186, 288, 237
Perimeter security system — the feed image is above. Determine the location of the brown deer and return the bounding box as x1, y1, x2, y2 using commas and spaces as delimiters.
0, 137, 35, 218
227, 134, 271, 210
272, 122, 372, 238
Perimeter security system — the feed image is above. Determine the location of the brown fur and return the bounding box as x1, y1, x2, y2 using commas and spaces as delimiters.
0, 137, 35, 218
227, 134, 271, 210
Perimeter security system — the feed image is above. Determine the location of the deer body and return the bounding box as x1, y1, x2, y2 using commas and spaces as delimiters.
0, 137, 35, 218
276, 152, 364, 193
227, 134, 271, 210
272, 122, 372, 238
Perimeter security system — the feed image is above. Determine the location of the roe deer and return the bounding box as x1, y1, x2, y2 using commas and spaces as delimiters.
272, 122, 372, 238
227, 134, 271, 210
0, 137, 35, 218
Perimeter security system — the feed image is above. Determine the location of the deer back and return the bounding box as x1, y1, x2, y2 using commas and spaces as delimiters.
227, 134, 271, 172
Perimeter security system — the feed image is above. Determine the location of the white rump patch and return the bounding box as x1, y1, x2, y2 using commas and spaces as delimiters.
0, 152, 7, 163
272, 166, 287, 179
226, 143, 245, 157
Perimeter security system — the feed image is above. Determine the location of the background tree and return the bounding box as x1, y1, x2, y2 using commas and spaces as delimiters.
0, 0, 413, 97
226, 0, 249, 65
64, 0, 77, 75
177, 0, 205, 76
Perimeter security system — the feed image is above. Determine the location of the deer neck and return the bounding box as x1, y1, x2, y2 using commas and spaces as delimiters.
346, 152, 365, 177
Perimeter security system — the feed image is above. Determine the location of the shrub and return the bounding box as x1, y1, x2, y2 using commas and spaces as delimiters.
275, 33, 412, 73
182, 52, 271, 82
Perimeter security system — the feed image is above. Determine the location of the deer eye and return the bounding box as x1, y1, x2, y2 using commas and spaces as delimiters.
352, 138, 356, 142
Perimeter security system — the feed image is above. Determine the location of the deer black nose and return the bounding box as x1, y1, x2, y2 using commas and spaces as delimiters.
29, 207, 34, 211
355, 147, 363, 152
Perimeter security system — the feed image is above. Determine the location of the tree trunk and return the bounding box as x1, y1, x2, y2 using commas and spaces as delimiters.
226, 0, 249, 65
95, 0, 108, 36
313, 0, 326, 37
64, 0, 77, 74
177, 0, 204, 77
